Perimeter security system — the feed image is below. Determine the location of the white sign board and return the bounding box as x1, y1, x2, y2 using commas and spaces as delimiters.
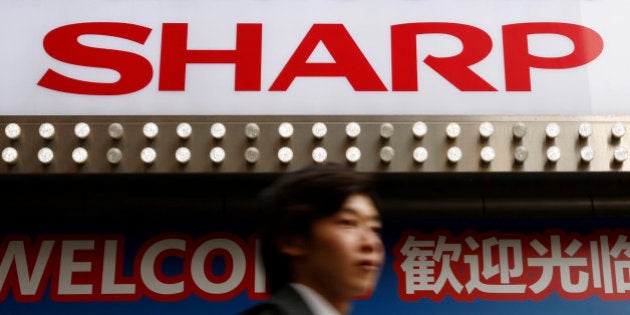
0, 0, 628, 115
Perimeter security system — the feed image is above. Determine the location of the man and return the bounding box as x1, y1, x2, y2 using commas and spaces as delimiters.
240, 163, 384, 315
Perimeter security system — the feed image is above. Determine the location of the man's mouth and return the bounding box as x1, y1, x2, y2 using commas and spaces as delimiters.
358, 260, 381, 271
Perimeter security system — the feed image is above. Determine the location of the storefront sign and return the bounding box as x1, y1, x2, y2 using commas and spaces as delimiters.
1, 1, 629, 115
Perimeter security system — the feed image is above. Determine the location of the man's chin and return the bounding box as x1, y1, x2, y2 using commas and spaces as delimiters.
349, 282, 377, 300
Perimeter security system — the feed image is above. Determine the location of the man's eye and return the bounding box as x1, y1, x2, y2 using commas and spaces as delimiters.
338, 219, 358, 226
371, 226, 383, 235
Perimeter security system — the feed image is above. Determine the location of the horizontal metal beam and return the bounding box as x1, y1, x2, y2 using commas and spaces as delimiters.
2, 115, 630, 174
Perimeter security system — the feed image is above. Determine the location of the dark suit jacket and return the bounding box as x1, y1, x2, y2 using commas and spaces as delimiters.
238, 285, 315, 315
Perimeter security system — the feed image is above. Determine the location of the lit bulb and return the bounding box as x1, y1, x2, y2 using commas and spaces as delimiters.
2, 147, 18, 164
312, 147, 327, 163
39, 123, 55, 140
578, 123, 592, 139
143, 122, 159, 139
545, 123, 560, 139
346, 146, 361, 163
140, 147, 157, 164
479, 122, 494, 139
278, 123, 294, 139
447, 147, 462, 163
210, 123, 226, 139
5, 123, 21, 140
580, 146, 594, 163
614, 147, 628, 163
413, 147, 428, 163
176, 123, 193, 140
412, 122, 427, 139
209, 147, 226, 163
446, 123, 461, 139
312, 122, 327, 139
74, 122, 91, 139
38, 147, 54, 164
546, 146, 561, 163
345, 122, 361, 139
480, 146, 495, 163
612, 122, 626, 139
72, 147, 88, 164
278, 147, 293, 163
175, 147, 191, 164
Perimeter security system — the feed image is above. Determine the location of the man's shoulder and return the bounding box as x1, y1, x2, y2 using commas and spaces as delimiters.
237, 286, 314, 315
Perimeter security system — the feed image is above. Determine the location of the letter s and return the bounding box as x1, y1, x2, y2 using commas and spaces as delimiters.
38, 22, 153, 95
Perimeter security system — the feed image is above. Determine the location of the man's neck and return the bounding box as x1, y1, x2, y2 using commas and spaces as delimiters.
290, 283, 351, 315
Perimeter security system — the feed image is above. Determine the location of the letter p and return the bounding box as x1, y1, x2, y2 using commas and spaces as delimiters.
503, 22, 604, 91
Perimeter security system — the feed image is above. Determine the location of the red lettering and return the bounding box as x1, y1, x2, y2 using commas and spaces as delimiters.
50, 239, 98, 302
1, 233, 268, 303
269, 24, 387, 91
391, 22, 496, 91
36, 21, 604, 95
0, 237, 55, 302
135, 235, 190, 302
37, 22, 153, 95
159, 23, 262, 91
503, 22, 604, 91
186, 233, 252, 301
99, 238, 138, 301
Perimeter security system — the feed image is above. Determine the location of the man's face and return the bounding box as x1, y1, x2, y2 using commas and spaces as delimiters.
291, 193, 384, 300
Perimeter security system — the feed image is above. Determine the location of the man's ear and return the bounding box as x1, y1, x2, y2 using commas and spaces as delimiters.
278, 235, 306, 257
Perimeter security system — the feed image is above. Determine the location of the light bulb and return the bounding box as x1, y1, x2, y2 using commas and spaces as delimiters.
245, 123, 260, 140
278, 147, 293, 163
39, 123, 55, 140
447, 147, 462, 163
278, 123, 294, 139
5, 123, 21, 140
140, 147, 157, 164
245, 147, 260, 163
143, 122, 159, 139
210, 147, 226, 163
210, 123, 226, 139
345, 122, 361, 139
72, 147, 88, 164
74, 122, 91, 139
380, 123, 395, 139
380, 146, 395, 163
312, 147, 327, 163
175, 147, 191, 164
176, 123, 193, 139
346, 146, 361, 163
413, 147, 428, 163
312, 122, 327, 139
108, 123, 124, 140
446, 123, 461, 139
38, 147, 54, 164
412, 122, 427, 139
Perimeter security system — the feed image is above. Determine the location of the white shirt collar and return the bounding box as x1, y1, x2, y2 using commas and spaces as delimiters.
290, 283, 343, 315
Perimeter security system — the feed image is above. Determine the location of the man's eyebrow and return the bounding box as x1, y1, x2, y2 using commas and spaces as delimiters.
339, 207, 382, 221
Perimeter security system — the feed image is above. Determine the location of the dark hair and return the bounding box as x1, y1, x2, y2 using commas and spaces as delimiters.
257, 163, 379, 293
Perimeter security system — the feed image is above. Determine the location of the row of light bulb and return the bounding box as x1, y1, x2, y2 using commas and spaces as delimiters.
1, 121, 629, 167
2, 142, 629, 166
2, 121, 628, 141
0, 144, 401, 165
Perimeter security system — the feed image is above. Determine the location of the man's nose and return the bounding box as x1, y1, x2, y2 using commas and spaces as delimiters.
360, 227, 383, 252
